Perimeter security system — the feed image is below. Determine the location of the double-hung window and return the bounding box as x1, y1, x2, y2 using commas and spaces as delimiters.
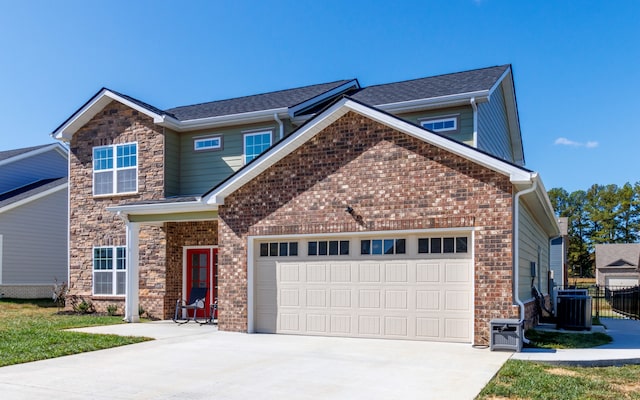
93, 143, 138, 195
93, 246, 126, 296
244, 131, 272, 164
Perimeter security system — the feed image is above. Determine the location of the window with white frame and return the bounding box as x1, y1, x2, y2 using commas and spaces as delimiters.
244, 131, 272, 164
194, 136, 222, 151
93, 246, 126, 295
93, 143, 137, 195
421, 116, 458, 133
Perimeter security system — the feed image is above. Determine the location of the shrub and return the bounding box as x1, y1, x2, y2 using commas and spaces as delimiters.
106, 304, 118, 316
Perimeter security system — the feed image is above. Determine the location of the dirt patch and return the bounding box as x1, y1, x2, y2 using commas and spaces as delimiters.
612, 382, 640, 394
546, 367, 579, 377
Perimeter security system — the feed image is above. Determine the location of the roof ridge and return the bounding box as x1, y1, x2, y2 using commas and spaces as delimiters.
356, 64, 510, 90
166, 79, 354, 112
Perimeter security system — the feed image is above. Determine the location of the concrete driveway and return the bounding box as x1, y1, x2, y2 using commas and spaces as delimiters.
0, 322, 510, 399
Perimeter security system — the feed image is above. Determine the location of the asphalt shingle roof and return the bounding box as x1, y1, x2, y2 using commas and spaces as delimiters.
350, 65, 509, 105
0, 177, 68, 210
596, 244, 640, 268
0, 144, 53, 163
165, 80, 355, 121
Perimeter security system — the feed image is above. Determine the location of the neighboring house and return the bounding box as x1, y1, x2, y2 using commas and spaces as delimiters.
595, 243, 640, 287
550, 217, 569, 288
0, 143, 68, 298
52, 65, 559, 346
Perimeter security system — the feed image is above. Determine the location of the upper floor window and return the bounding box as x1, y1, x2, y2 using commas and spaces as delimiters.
244, 131, 272, 164
194, 136, 222, 151
421, 116, 458, 133
93, 143, 137, 196
93, 246, 126, 296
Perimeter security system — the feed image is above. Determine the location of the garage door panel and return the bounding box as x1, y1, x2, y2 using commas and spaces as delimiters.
386, 263, 409, 282
258, 255, 472, 342
358, 263, 382, 282
416, 290, 440, 310
306, 263, 327, 282
444, 290, 471, 311
330, 289, 352, 308
444, 318, 471, 339
416, 262, 440, 282
359, 289, 382, 309
358, 315, 381, 335
385, 290, 408, 310
445, 262, 470, 282
330, 263, 351, 282
306, 289, 327, 307
384, 316, 408, 337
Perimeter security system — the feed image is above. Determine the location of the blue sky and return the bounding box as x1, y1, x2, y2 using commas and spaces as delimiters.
0, 0, 638, 192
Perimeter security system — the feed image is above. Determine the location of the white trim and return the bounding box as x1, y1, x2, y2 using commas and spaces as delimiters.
92, 142, 138, 196
124, 222, 139, 322
375, 90, 490, 114
243, 130, 273, 165
420, 116, 458, 133
107, 200, 215, 216
54, 90, 167, 141
249, 226, 478, 241
247, 239, 255, 333
91, 245, 127, 297
193, 136, 222, 151
0, 182, 68, 214
0, 143, 68, 168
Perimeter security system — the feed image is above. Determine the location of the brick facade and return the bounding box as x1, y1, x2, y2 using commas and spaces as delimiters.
218, 111, 518, 345
68, 101, 167, 317
165, 221, 218, 318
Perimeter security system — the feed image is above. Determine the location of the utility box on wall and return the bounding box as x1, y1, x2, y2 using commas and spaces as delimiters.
490, 319, 523, 352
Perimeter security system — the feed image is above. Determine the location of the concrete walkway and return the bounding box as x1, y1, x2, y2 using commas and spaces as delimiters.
0, 321, 511, 400
512, 318, 640, 366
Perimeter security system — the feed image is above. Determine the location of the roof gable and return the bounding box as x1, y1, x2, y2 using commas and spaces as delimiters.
203, 96, 534, 205
596, 244, 640, 268
0, 177, 68, 214
0, 143, 67, 167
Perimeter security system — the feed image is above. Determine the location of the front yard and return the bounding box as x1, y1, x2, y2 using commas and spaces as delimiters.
0, 299, 150, 367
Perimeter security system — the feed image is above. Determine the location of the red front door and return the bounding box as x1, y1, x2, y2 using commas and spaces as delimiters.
185, 248, 217, 318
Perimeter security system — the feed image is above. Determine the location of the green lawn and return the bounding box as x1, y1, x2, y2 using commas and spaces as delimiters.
477, 329, 640, 400
0, 299, 151, 367
477, 360, 640, 400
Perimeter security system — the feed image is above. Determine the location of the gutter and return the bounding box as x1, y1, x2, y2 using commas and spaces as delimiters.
513, 175, 538, 336
274, 113, 284, 139
470, 97, 478, 147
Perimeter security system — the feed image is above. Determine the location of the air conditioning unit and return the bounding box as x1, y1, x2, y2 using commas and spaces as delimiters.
556, 295, 592, 330
553, 288, 588, 317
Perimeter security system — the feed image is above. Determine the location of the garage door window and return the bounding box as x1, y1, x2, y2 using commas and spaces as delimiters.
360, 238, 406, 255
260, 242, 298, 257
308, 240, 349, 256
418, 237, 468, 254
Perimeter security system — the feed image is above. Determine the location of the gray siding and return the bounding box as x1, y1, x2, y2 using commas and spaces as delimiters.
550, 237, 564, 285
396, 106, 474, 146
0, 148, 67, 194
477, 87, 513, 162
0, 186, 68, 285
164, 129, 181, 196
178, 123, 278, 195
518, 202, 551, 300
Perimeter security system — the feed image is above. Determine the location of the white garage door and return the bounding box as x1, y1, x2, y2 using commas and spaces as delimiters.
254, 237, 473, 343
606, 276, 639, 288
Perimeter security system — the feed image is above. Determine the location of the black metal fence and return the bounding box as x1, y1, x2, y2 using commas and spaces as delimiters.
555, 285, 640, 320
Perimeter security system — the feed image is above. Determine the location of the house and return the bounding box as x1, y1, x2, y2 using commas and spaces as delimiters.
0, 143, 68, 298
595, 243, 640, 287
52, 65, 559, 346
550, 217, 569, 287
